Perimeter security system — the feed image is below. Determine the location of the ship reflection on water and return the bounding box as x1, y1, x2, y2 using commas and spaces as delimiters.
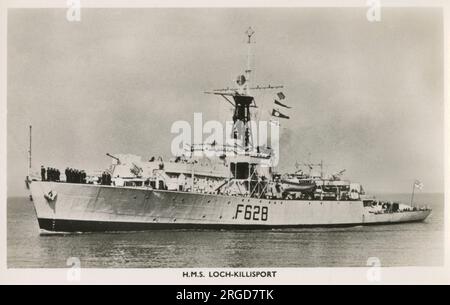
7, 193, 443, 268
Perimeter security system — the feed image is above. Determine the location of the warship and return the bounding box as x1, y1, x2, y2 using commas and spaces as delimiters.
25, 28, 431, 233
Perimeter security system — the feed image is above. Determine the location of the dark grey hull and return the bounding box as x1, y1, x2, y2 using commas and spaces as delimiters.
37, 217, 429, 233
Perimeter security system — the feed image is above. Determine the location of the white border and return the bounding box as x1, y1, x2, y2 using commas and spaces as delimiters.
0, 0, 449, 285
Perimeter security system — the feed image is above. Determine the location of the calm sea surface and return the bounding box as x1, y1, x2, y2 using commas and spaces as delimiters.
7, 193, 444, 268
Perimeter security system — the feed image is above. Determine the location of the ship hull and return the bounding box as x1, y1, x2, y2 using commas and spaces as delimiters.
36, 217, 430, 232
29, 182, 431, 232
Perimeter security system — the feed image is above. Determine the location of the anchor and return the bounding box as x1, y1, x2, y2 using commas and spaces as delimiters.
44, 190, 57, 201
44, 190, 58, 213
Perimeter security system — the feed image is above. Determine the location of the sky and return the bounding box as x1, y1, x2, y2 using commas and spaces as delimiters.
7, 7, 444, 196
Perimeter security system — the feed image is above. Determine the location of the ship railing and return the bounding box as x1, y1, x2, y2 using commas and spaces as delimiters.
185, 143, 271, 159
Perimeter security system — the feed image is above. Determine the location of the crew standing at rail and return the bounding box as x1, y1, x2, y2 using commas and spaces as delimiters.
41, 165, 46, 181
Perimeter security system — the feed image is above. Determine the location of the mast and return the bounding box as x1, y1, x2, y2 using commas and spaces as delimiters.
202, 29, 284, 197
244, 27, 255, 95
205, 28, 283, 150
320, 160, 323, 179
231, 27, 256, 150
410, 181, 415, 208
27, 125, 32, 178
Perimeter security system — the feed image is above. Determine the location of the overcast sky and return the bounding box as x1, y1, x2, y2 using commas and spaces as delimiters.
7, 8, 443, 196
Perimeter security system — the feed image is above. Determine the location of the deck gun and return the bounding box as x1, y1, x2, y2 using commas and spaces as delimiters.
106, 153, 121, 165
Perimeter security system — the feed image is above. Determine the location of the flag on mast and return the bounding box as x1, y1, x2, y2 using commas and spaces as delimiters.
274, 99, 292, 109
277, 92, 286, 100
272, 109, 290, 119
414, 180, 424, 190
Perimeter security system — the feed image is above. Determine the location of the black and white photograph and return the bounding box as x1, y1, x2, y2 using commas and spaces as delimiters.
1, 0, 449, 286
